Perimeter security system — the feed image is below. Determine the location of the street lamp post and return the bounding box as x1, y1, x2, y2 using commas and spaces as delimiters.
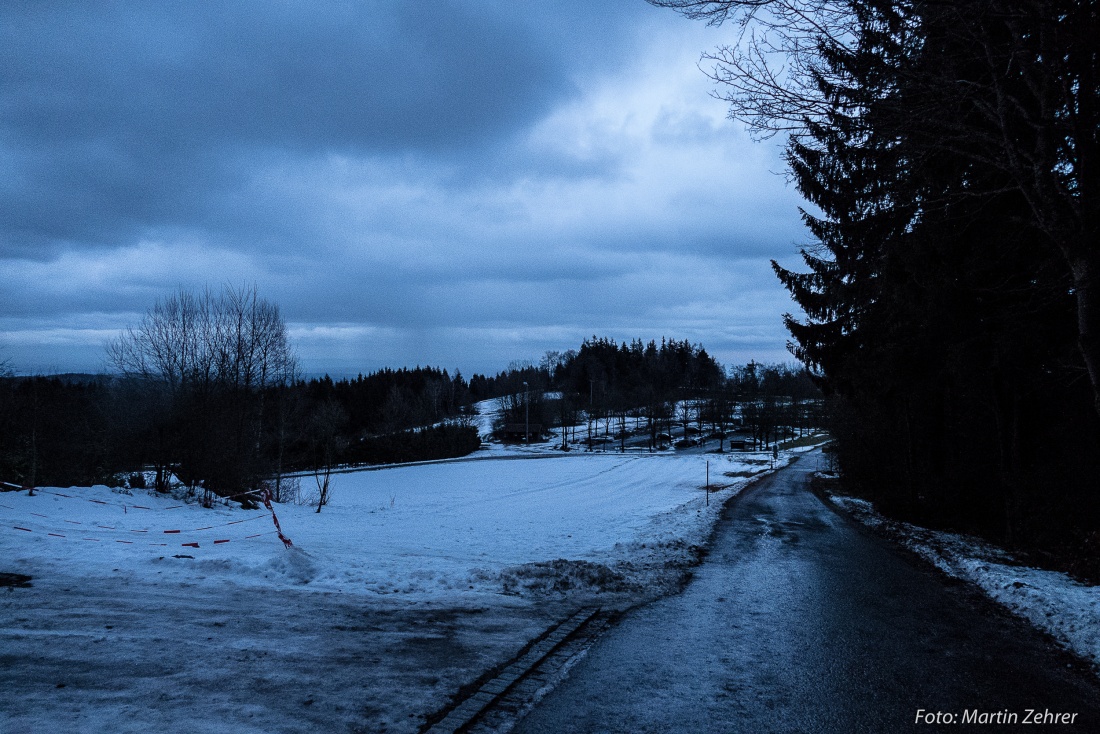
523, 381, 529, 444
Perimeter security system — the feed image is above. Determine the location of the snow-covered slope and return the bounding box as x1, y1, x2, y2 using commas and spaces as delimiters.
2, 452, 783, 601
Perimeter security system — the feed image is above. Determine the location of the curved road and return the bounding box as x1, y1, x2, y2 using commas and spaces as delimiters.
515, 454, 1100, 733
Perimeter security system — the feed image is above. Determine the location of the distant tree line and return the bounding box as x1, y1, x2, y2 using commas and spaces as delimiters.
551, 337, 724, 450
654, 0, 1100, 576
0, 286, 820, 513
311, 367, 475, 434
474, 337, 823, 451
1, 322, 824, 497
0, 287, 480, 506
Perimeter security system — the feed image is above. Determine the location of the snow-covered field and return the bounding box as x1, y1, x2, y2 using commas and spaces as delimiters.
825, 490, 1100, 672
1, 450, 788, 733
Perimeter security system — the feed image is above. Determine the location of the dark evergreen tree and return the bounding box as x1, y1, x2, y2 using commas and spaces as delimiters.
656, 0, 1100, 572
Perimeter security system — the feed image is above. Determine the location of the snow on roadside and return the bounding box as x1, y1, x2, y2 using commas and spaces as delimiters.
825, 489, 1100, 671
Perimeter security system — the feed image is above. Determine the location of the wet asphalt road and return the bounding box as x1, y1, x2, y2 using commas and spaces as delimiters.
514, 454, 1100, 733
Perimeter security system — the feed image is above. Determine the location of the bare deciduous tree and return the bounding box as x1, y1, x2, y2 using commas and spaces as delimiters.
648, 0, 859, 140
308, 399, 347, 513
107, 285, 298, 496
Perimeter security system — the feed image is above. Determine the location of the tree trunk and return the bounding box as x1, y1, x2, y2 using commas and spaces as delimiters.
1071, 250, 1100, 418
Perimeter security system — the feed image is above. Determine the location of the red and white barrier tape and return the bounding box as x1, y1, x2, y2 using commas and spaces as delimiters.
3, 485, 293, 550
33, 485, 272, 514
1, 508, 268, 535
4, 522, 279, 548
34, 488, 185, 511
261, 489, 293, 548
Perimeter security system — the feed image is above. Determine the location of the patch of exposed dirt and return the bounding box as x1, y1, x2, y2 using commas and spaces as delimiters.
499, 559, 635, 597
0, 573, 32, 588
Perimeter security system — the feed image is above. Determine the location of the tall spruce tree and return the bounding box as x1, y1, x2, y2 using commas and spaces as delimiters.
654, 0, 1100, 562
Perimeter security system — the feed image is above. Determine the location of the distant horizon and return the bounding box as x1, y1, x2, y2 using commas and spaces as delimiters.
5, 335, 800, 381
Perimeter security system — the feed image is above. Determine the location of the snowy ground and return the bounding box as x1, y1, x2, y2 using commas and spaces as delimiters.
1, 449, 798, 733
824, 486, 1100, 673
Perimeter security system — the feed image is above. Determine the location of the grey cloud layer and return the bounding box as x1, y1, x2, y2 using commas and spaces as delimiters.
1, 0, 806, 375
2, 1, 608, 256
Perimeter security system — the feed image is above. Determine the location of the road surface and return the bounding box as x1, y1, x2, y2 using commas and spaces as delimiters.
515, 454, 1100, 733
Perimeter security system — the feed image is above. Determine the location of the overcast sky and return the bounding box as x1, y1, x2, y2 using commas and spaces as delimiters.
1, 0, 807, 377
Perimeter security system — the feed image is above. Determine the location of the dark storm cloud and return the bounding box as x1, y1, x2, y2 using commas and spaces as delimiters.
0, 0, 637, 257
